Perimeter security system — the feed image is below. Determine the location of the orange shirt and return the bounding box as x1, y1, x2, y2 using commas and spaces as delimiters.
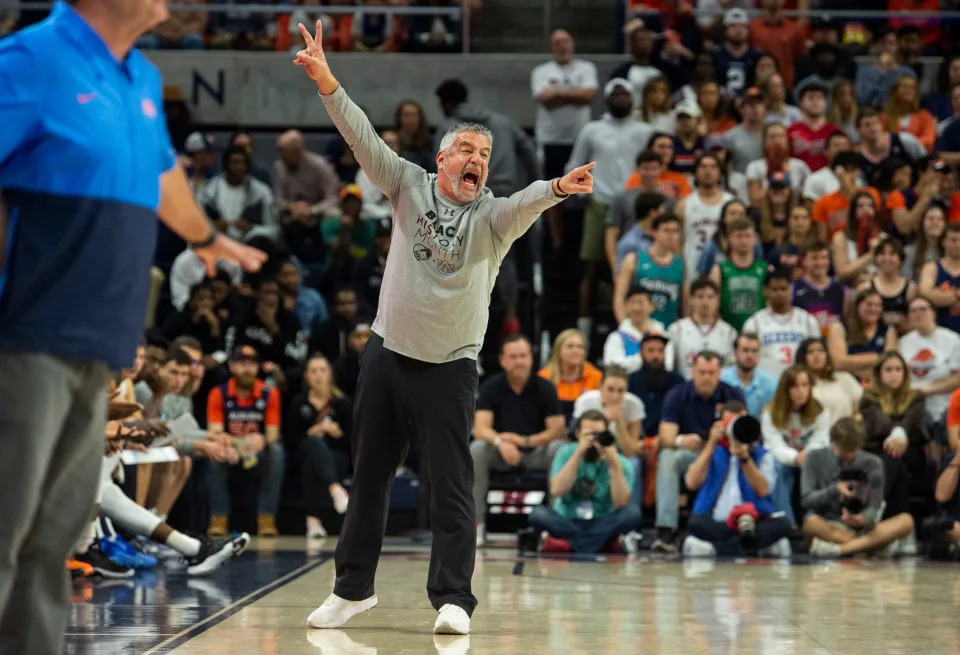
892, 111, 937, 153
811, 187, 883, 238
207, 378, 281, 435
624, 170, 692, 199
947, 387, 960, 428
538, 362, 603, 403
748, 17, 806, 88
949, 191, 960, 223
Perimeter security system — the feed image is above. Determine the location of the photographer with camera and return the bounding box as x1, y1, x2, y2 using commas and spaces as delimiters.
801, 418, 915, 558
682, 402, 792, 557
527, 410, 640, 553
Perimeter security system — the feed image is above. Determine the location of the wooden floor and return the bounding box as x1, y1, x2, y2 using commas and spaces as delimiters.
65, 536, 960, 655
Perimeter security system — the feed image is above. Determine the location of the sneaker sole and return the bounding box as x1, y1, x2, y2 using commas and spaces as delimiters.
91, 565, 135, 579
434, 619, 470, 635
187, 533, 251, 577
307, 595, 378, 629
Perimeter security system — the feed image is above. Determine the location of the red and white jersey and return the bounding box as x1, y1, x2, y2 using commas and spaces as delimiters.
666, 317, 738, 380
786, 121, 841, 172
742, 307, 821, 379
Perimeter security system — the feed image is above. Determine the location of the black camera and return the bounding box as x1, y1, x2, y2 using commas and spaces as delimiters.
838, 467, 869, 514
583, 430, 616, 463
726, 415, 761, 445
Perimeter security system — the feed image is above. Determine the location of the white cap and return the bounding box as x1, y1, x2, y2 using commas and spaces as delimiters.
723, 8, 749, 26
604, 77, 633, 98
184, 131, 216, 154
674, 99, 703, 119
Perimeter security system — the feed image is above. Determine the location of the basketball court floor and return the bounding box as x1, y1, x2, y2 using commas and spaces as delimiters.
65, 536, 960, 654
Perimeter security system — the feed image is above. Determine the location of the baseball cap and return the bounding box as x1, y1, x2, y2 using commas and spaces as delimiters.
742, 86, 765, 102
768, 171, 792, 188
184, 131, 217, 154
674, 99, 703, 119
723, 8, 749, 26
641, 330, 670, 346
230, 345, 259, 363
604, 77, 633, 98
704, 133, 728, 151
340, 184, 364, 201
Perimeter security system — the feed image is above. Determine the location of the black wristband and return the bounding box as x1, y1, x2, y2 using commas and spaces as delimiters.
189, 226, 218, 249
739, 456, 750, 464
554, 178, 568, 197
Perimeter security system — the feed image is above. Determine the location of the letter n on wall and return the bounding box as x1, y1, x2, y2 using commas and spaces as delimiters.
192, 70, 225, 107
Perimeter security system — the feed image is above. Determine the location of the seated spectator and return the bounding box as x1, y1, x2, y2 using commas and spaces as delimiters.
859, 238, 915, 332
138, 0, 206, 49
748, 0, 806, 89
198, 146, 279, 244
907, 203, 946, 280
827, 289, 898, 380
923, 56, 960, 121
274, 130, 341, 266
801, 418, 915, 558
604, 285, 665, 374
160, 280, 226, 355
787, 83, 840, 173
801, 132, 852, 208
857, 108, 925, 186
615, 212, 683, 327
885, 74, 936, 153
310, 286, 368, 363
795, 337, 863, 423
630, 133, 692, 200
538, 329, 602, 421
826, 80, 859, 145
653, 351, 745, 553
755, 173, 797, 246
720, 333, 777, 419
611, 26, 663, 109
792, 240, 847, 334
695, 199, 760, 278
322, 187, 377, 263
761, 73, 802, 129
794, 43, 845, 99
394, 100, 435, 172
831, 192, 880, 286
351, 218, 391, 309
170, 248, 242, 312
208, 0, 272, 50
900, 296, 960, 446
854, 34, 916, 110
742, 269, 821, 379
406, 0, 461, 53
683, 402, 792, 557
285, 353, 352, 539
860, 353, 925, 551
638, 76, 675, 133
766, 206, 814, 277
356, 131, 399, 222
277, 257, 329, 338
572, 365, 644, 457
352, 0, 395, 52
933, 450, 960, 556
667, 278, 736, 380
225, 276, 307, 392
528, 410, 640, 554
709, 218, 766, 332
698, 81, 736, 135
812, 151, 882, 242
627, 332, 685, 442
920, 222, 960, 332
227, 129, 271, 186
607, 185, 664, 276
708, 133, 749, 201
887, 156, 946, 239
181, 131, 219, 197
471, 335, 566, 546
713, 9, 760, 99
745, 124, 811, 206
333, 321, 370, 400
761, 364, 832, 526
206, 346, 285, 538
672, 101, 706, 176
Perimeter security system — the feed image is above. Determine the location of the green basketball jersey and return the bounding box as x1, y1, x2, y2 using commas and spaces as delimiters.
720, 257, 766, 331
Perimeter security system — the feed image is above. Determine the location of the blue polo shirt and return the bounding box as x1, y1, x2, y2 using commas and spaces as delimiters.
660, 380, 746, 439
719, 365, 777, 420
0, 3, 175, 370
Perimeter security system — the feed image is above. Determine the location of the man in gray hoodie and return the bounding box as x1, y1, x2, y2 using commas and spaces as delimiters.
293, 20, 595, 636
434, 79, 543, 336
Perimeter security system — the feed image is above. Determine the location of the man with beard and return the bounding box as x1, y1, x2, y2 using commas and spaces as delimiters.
720, 333, 777, 418
277, 257, 329, 337
567, 78, 653, 343
676, 154, 734, 285
627, 333, 685, 451
713, 9, 760, 98
293, 21, 595, 636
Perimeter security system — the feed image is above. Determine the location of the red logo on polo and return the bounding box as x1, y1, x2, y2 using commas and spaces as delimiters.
141, 98, 157, 119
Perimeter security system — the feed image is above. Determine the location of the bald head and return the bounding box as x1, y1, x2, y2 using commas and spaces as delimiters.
550, 29, 574, 64
277, 130, 305, 168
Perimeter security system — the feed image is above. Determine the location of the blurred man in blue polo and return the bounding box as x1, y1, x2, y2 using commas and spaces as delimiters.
0, 2, 265, 652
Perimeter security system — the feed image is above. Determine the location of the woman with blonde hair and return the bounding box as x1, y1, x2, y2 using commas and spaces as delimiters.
860, 352, 925, 542
761, 364, 832, 525
885, 74, 937, 153
538, 329, 602, 419
697, 80, 736, 135
827, 79, 859, 143
639, 76, 675, 133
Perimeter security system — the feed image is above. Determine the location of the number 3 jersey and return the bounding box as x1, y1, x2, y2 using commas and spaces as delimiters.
742, 307, 821, 379
683, 190, 734, 284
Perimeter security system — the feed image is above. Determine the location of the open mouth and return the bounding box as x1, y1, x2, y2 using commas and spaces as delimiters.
462, 171, 479, 187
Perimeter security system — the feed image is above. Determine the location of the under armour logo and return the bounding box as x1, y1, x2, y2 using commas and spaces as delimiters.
443, 208, 456, 217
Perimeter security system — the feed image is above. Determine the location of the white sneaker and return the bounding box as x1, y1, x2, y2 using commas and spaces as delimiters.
306, 517, 328, 539
899, 532, 918, 556
433, 604, 471, 635
476, 522, 486, 548
681, 535, 717, 558
307, 593, 378, 629
760, 537, 792, 559
331, 486, 350, 515
623, 530, 643, 554
809, 537, 843, 558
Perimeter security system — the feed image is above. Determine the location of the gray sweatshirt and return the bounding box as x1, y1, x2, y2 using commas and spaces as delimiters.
800, 447, 885, 528
320, 86, 565, 363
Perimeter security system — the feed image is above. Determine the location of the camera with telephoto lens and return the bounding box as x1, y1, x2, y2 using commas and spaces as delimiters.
583, 430, 617, 463
726, 415, 761, 445
838, 467, 870, 514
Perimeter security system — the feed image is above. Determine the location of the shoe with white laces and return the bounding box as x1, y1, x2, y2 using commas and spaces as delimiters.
809, 537, 843, 558
307, 593, 378, 629
433, 604, 471, 635
681, 535, 717, 558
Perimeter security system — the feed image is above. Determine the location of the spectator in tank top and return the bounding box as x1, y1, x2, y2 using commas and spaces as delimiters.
858, 237, 916, 334
919, 222, 960, 334
827, 289, 899, 380
792, 240, 847, 336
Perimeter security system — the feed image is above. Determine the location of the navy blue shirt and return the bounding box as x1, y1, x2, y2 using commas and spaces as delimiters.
0, 2, 176, 369
627, 369, 685, 438
660, 380, 746, 438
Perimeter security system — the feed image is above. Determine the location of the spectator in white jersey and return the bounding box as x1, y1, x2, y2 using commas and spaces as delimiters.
802, 131, 853, 207
615, 212, 684, 328
604, 286, 666, 374
720, 332, 777, 418
676, 154, 735, 286
573, 364, 645, 458
742, 268, 820, 379
666, 278, 736, 380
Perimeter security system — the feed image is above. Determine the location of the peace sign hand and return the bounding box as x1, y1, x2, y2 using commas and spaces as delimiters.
294, 21, 339, 95
558, 162, 597, 195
